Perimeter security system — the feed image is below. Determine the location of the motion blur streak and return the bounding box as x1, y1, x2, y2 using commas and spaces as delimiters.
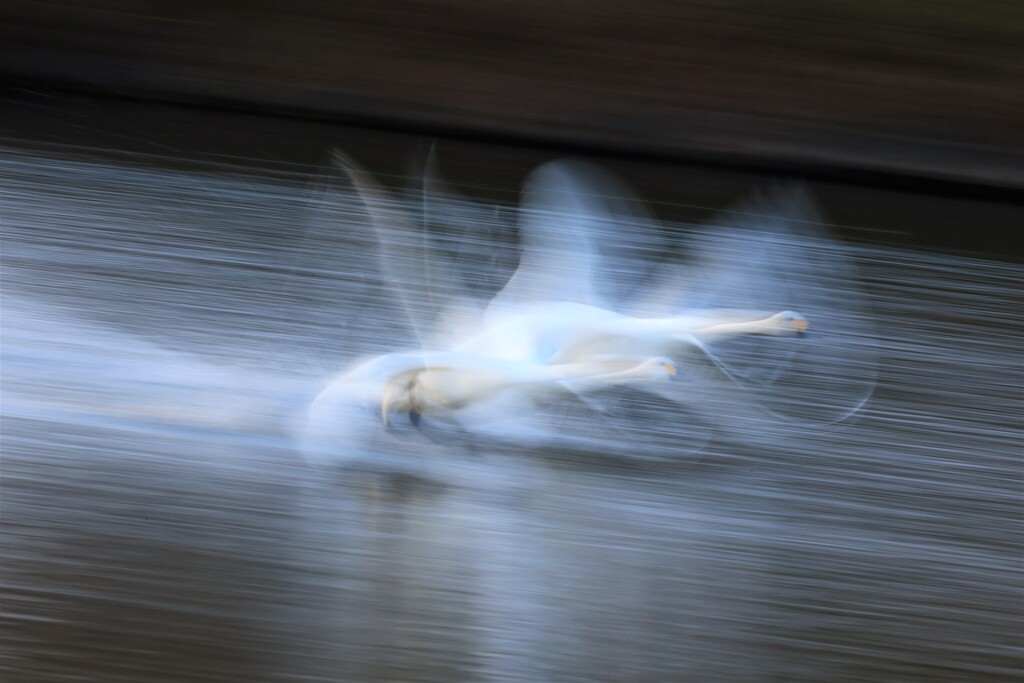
1, 139, 1022, 682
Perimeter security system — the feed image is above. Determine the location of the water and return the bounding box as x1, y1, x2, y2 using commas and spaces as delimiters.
1, 98, 1022, 681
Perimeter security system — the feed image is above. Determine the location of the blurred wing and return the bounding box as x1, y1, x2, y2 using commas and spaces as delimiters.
644, 185, 879, 424
287, 155, 422, 366
557, 162, 667, 311
487, 160, 667, 321
484, 161, 605, 320
416, 146, 517, 345
331, 151, 482, 350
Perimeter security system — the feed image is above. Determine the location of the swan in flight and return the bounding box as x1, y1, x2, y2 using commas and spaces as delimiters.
337, 151, 809, 365
424, 159, 874, 427
308, 350, 676, 430
457, 301, 807, 365
414, 157, 820, 402
304, 349, 678, 466
302, 150, 876, 469
379, 353, 678, 427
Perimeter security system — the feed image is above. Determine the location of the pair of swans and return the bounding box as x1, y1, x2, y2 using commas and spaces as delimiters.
306, 155, 688, 441
303, 149, 875, 465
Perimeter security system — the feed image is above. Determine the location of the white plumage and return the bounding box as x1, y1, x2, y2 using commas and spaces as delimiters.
301, 150, 875, 470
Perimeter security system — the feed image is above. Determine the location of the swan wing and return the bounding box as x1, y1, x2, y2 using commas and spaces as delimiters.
419, 144, 522, 302
330, 150, 484, 351
425, 157, 669, 323
484, 161, 609, 320
552, 162, 667, 312
650, 184, 879, 424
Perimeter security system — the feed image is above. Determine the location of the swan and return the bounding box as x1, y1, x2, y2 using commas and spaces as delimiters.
380, 354, 679, 427
456, 300, 807, 366
337, 151, 807, 363
446, 165, 875, 426
303, 349, 678, 469
417, 156, 810, 355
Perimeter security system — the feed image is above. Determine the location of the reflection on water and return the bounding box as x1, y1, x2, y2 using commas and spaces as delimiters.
1, 140, 1021, 681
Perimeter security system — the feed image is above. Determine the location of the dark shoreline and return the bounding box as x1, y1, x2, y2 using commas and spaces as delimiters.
2, 0, 1021, 194
3, 84, 1021, 260
5, 76, 1023, 205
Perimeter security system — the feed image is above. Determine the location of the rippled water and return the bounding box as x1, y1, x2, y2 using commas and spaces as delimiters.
1, 134, 1021, 681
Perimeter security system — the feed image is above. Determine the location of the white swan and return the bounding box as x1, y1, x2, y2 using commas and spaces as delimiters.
451, 165, 874, 426
418, 157, 811, 358
303, 349, 678, 470
457, 301, 807, 366
380, 353, 678, 427
309, 349, 677, 428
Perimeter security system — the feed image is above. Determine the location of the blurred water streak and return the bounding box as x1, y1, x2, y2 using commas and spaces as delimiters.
1, 134, 1022, 682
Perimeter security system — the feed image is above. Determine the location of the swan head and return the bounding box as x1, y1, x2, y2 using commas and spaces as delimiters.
379, 371, 419, 428
767, 311, 809, 337
635, 356, 679, 382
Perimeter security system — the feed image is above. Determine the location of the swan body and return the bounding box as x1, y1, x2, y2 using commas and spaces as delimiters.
417, 354, 673, 404
381, 352, 678, 427
307, 349, 678, 444
457, 301, 807, 366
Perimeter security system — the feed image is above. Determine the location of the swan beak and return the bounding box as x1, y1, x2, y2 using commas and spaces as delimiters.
794, 318, 809, 336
